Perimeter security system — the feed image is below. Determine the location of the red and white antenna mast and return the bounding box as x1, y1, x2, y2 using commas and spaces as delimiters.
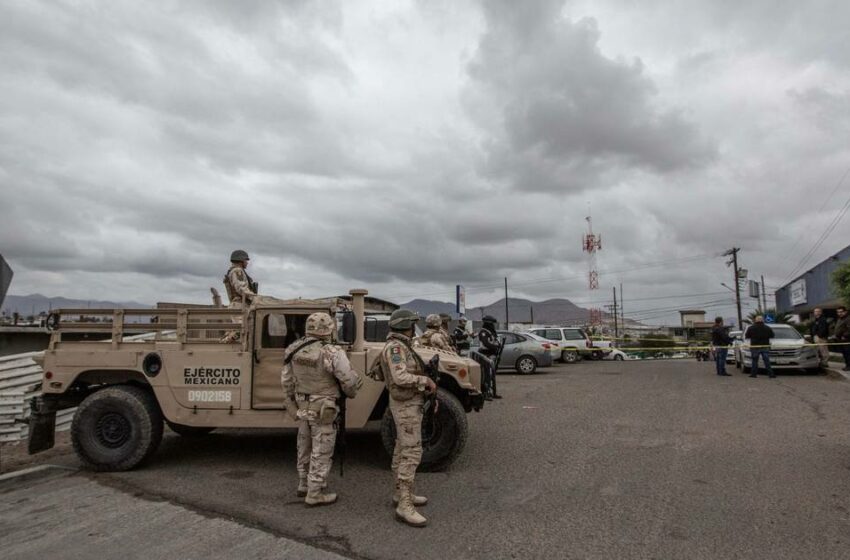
582, 212, 603, 325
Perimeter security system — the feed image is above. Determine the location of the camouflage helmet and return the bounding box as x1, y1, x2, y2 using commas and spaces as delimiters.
389, 309, 419, 331
439, 313, 451, 324
306, 312, 335, 337
230, 249, 250, 263
425, 314, 442, 328
458, 316, 468, 325
482, 314, 497, 324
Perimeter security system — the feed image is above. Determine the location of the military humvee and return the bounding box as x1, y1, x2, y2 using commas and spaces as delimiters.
29, 289, 483, 471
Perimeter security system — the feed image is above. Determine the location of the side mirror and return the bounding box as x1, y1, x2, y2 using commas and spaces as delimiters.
338, 311, 356, 345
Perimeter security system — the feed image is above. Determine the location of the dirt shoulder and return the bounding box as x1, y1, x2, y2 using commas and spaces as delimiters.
0, 431, 75, 474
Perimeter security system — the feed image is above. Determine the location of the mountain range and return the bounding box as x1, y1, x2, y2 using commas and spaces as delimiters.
1, 294, 150, 318
401, 297, 607, 325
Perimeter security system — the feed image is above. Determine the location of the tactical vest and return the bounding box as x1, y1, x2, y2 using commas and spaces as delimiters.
419, 329, 438, 347
223, 265, 255, 303
291, 343, 339, 397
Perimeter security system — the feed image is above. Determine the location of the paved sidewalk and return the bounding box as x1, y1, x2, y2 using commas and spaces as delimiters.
0, 468, 348, 560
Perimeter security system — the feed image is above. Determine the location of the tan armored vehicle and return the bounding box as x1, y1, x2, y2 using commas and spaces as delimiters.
28, 289, 483, 471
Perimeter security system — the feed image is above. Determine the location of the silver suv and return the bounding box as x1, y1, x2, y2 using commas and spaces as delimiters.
529, 327, 609, 363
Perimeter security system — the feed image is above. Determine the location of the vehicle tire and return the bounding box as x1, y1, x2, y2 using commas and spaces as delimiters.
592, 351, 603, 360
742, 364, 751, 373
561, 349, 579, 363
166, 420, 215, 438
380, 388, 468, 472
515, 355, 538, 374
614, 354, 624, 361
71, 385, 163, 472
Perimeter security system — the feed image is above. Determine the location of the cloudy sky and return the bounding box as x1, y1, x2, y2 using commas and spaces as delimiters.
2, 0, 849, 324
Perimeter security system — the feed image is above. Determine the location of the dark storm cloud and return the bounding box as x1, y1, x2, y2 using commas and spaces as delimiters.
465, 0, 715, 193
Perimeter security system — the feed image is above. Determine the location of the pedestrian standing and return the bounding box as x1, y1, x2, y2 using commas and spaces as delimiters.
746, 315, 775, 378
478, 315, 502, 400
809, 308, 831, 367
711, 317, 733, 376
833, 306, 850, 371
452, 317, 471, 354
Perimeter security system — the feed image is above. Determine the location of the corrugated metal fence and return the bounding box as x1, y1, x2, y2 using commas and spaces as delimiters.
0, 351, 70, 443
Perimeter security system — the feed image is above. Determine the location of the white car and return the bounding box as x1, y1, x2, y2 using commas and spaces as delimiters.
735, 324, 820, 373
603, 348, 628, 361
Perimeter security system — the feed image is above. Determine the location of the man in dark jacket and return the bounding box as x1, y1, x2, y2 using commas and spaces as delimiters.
452, 316, 471, 354
478, 315, 502, 399
809, 308, 830, 367
833, 306, 850, 371
745, 316, 775, 378
710, 317, 733, 376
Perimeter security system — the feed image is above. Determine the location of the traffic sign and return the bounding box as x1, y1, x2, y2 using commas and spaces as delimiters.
764, 313, 775, 323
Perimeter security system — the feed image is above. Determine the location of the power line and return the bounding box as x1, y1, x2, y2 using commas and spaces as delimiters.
783, 164, 850, 282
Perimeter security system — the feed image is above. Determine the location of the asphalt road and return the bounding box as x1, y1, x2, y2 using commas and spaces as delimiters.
6, 359, 850, 559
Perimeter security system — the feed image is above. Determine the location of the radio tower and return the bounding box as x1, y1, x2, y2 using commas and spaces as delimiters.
582, 213, 602, 326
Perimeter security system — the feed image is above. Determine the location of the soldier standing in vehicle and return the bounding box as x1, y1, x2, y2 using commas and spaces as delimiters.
478, 315, 502, 399
419, 314, 453, 351
222, 250, 257, 342
380, 309, 436, 527
281, 312, 362, 506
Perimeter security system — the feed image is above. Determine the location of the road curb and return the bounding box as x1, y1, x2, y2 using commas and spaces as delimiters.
0, 464, 76, 486
824, 367, 850, 381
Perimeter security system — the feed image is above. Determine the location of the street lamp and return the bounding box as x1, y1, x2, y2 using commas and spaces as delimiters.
720, 283, 735, 293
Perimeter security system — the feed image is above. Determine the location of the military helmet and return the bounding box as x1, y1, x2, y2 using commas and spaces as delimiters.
306, 312, 335, 337
458, 316, 468, 325
389, 309, 420, 331
230, 249, 250, 262
425, 314, 441, 328
482, 314, 497, 324
439, 313, 451, 324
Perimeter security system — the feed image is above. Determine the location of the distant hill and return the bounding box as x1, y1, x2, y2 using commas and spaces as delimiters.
400, 296, 609, 326
1, 294, 151, 317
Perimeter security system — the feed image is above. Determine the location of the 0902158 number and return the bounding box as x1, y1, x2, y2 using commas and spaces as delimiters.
187, 390, 232, 403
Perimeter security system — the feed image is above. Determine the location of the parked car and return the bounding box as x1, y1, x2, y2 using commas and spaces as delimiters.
723, 330, 742, 364
470, 331, 553, 374
603, 348, 628, 361
524, 331, 561, 361
734, 323, 820, 373
528, 327, 611, 363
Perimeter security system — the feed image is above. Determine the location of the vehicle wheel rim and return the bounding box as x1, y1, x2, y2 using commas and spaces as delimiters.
520, 358, 534, 373
564, 352, 576, 362
95, 412, 131, 448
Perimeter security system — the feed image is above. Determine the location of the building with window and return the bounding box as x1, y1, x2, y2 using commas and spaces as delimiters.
775, 244, 850, 321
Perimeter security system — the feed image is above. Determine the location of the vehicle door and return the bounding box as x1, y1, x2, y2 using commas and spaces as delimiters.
541, 329, 563, 350
251, 310, 304, 409
562, 329, 585, 349
499, 333, 521, 366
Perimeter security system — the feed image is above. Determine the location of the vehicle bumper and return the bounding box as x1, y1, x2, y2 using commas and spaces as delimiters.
468, 391, 485, 412
742, 353, 820, 369
538, 353, 554, 367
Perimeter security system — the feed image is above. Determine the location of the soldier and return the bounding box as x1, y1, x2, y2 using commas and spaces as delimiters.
281, 312, 362, 506
419, 314, 453, 351
452, 316, 471, 354
478, 315, 502, 400
439, 313, 456, 351
380, 309, 436, 527
222, 250, 257, 342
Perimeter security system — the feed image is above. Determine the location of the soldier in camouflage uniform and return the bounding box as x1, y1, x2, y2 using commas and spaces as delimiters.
222, 250, 256, 342
281, 312, 362, 506
380, 309, 436, 527
439, 313, 457, 352
419, 314, 453, 352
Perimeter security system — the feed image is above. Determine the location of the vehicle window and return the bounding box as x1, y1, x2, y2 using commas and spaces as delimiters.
500, 333, 520, 344
563, 330, 585, 340
770, 327, 802, 340
262, 313, 305, 348
513, 334, 527, 343
543, 329, 562, 341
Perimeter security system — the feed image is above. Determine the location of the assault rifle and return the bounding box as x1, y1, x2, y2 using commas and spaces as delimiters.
336, 388, 347, 476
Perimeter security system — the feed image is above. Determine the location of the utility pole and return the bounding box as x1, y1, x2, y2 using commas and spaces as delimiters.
504, 277, 509, 330
724, 248, 743, 328
530, 305, 534, 324
619, 282, 624, 330
761, 274, 768, 312
612, 286, 619, 338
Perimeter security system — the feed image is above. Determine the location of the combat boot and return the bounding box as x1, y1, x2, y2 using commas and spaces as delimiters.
394, 480, 427, 527
393, 480, 428, 506
296, 477, 308, 498
305, 490, 337, 507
